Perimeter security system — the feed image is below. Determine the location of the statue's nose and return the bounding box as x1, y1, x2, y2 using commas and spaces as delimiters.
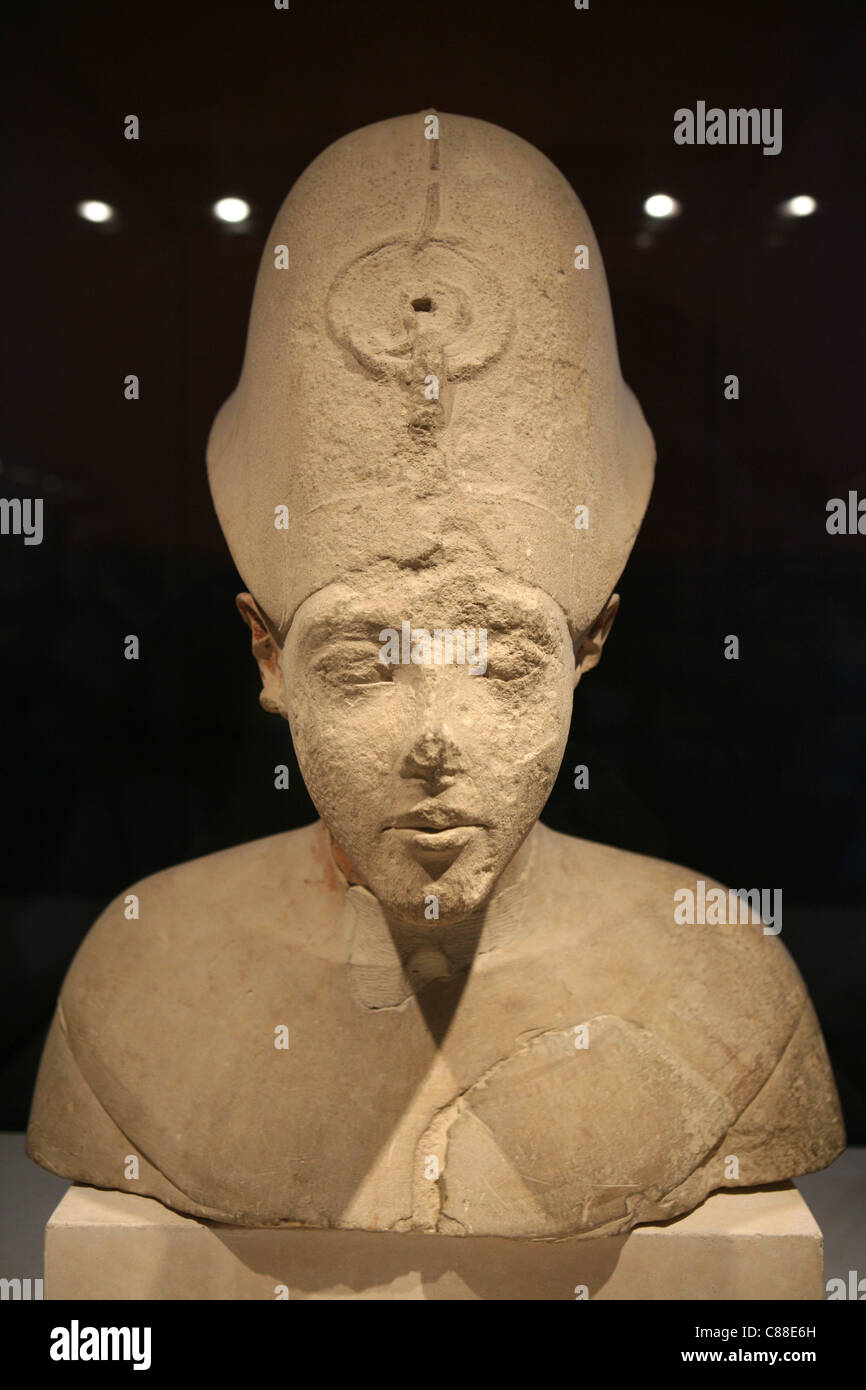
399, 728, 465, 789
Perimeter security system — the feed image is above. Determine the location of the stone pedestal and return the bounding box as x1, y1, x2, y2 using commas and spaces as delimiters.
45, 1182, 823, 1300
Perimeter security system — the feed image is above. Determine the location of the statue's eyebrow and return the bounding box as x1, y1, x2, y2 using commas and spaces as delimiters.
485, 614, 559, 646
297, 613, 383, 653
463, 599, 561, 649
296, 594, 563, 653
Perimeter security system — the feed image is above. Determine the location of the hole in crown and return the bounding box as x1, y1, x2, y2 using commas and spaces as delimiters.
411, 296, 433, 312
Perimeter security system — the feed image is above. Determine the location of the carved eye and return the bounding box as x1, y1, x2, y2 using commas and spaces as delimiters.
314, 643, 394, 688
483, 635, 547, 681
342, 661, 393, 686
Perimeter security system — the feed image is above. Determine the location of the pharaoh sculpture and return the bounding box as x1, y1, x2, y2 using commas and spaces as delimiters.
28, 113, 843, 1239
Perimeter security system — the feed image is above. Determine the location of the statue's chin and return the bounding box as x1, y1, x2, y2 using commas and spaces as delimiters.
328, 823, 523, 927
370, 870, 500, 929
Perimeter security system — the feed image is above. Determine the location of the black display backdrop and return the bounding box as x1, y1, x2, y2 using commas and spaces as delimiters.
0, 0, 863, 1144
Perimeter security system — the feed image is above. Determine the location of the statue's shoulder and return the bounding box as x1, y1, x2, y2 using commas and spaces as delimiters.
63, 820, 337, 983
537, 820, 803, 1017
535, 821, 843, 1146
26, 821, 346, 1210
33, 820, 342, 1123
473, 824, 845, 1227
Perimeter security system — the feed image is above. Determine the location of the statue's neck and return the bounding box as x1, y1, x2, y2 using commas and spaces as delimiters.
329, 826, 539, 1009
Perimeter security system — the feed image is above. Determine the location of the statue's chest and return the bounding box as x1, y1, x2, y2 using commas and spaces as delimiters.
139, 950, 730, 1236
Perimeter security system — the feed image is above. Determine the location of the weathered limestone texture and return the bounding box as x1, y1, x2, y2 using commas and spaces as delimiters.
29, 113, 844, 1243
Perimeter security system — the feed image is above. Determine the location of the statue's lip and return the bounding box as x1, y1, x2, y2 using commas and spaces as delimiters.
397, 826, 480, 860
387, 809, 485, 832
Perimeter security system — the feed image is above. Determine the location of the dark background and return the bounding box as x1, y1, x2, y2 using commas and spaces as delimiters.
1, 0, 864, 1138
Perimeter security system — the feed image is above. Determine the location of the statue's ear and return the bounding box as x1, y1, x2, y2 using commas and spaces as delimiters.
573, 594, 619, 689
236, 594, 287, 717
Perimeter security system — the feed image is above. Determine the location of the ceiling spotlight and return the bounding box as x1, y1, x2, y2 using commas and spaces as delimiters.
213, 196, 251, 224
780, 194, 817, 218
644, 193, 681, 219
77, 200, 115, 223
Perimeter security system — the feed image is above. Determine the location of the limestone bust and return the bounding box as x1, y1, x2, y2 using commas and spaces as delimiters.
28, 112, 844, 1239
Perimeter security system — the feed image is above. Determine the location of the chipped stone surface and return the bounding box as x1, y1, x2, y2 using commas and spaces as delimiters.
426, 1017, 734, 1238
